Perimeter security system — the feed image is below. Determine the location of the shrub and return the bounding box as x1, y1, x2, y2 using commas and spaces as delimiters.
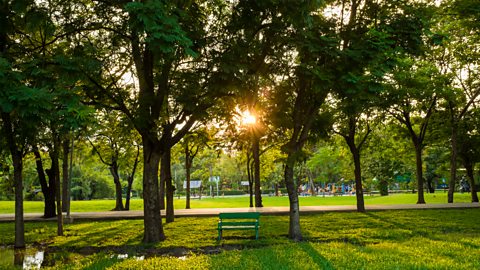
262, 188, 287, 195
220, 190, 246, 196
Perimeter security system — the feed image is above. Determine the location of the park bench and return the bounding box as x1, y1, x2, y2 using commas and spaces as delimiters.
217, 212, 260, 240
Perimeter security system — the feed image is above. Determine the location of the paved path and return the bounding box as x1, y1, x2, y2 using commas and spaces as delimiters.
0, 202, 478, 222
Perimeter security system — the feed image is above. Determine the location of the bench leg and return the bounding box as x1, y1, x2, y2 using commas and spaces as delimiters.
218, 228, 222, 241
255, 226, 259, 240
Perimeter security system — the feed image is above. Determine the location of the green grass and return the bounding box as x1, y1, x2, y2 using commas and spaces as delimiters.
1, 208, 480, 269
0, 192, 477, 214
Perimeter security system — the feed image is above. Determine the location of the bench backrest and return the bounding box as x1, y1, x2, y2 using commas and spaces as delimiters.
219, 212, 260, 219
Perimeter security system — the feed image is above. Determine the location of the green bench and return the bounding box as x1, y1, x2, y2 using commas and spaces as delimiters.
217, 212, 260, 240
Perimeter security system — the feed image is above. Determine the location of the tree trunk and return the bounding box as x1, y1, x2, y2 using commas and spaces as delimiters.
62, 139, 70, 212
185, 146, 191, 209
125, 145, 139, 211
2, 113, 25, 248
125, 177, 133, 210
285, 155, 302, 241
142, 137, 165, 243
448, 125, 457, 203
13, 151, 25, 247
308, 172, 316, 196
414, 144, 426, 204
253, 136, 263, 207
14, 248, 25, 267
159, 172, 165, 210
33, 148, 56, 218
247, 154, 253, 208
464, 160, 479, 203
110, 162, 124, 211
49, 136, 63, 236
350, 145, 365, 212
162, 148, 175, 223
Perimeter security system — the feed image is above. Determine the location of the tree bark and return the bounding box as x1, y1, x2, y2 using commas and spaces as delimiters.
159, 172, 165, 210
110, 162, 125, 211
62, 138, 70, 212
414, 144, 426, 204
14, 248, 25, 267
351, 148, 365, 212
13, 150, 25, 247
2, 113, 25, 248
125, 146, 139, 211
448, 125, 457, 203
142, 137, 165, 243
162, 148, 175, 223
247, 153, 253, 208
341, 116, 367, 212
125, 178, 133, 210
185, 144, 192, 209
308, 172, 316, 196
33, 148, 56, 218
49, 135, 63, 236
285, 155, 302, 241
253, 136, 263, 207
463, 160, 479, 203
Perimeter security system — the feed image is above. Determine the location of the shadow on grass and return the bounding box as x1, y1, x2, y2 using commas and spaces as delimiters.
299, 242, 335, 270
364, 211, 480, 257
55, 221, 143, 248
364, 212, 405, 228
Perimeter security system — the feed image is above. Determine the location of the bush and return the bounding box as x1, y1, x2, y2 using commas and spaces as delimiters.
25, 190, 44, 201
376, 180, 389, 196
91, 177, 114, 199
262, 188, 287, 195
220, 190, 247, 196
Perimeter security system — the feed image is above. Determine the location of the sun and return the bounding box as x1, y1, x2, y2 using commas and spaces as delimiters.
241, 110, 256, 125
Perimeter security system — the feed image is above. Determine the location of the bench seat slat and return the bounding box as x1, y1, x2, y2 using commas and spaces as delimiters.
221, 226, 258, 230
219, 212, 260, 219
220, 221, 258, 226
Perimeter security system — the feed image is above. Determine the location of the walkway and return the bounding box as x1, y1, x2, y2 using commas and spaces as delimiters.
0, 202, 479, 222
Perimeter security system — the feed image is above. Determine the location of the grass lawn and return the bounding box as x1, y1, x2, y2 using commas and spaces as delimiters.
0, 192, 477, 214
0, 208, 479, 269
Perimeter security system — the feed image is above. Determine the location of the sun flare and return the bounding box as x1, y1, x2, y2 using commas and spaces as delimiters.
241, 110, 256, 125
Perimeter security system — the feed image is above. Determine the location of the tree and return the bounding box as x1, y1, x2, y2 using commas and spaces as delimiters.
88, 110, 140, 211
430, 3, 480, 202
452, 0, 480, 31
32, 145, 56, 218
124, 143, 141, 211
267, 2, 337, 241
0, 0, 57, 248
306, 143, 351, 189
363, 124, 415, 195
73, 0, 243, 241
386, 59, 440, 204
62, 137, 71, 213
181, 128, 209, 209
457, 111, 480, 202
334, 113, 372, 209
334, 0, 434, 208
